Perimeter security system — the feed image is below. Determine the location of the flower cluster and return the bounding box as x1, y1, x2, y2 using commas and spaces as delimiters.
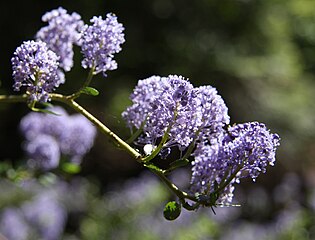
22, 190, 67, 239
122, 75, 230, 152
11, 8, 125, 102
190, 122, 280, 204
123, 75, 280, 204
80, 14, 125, 75
8, 6, 281, 212
11, 40, 62, 102
36, 7, 84, 72
0, 182, 68, 240
20, 106, 97, 170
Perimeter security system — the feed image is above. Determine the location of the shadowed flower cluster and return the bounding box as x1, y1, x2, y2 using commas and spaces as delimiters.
0, 180, 75, 240
20, 106, 97, 170
123, 75, 280, 204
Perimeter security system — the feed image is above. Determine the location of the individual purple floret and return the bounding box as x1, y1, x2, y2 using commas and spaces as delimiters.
25, 134, 60, 170
123, 75, 199, 151
190, 122, 280, 204
80, 13, 125, 76
36, 7, 84, 72
11, 40, 62, 102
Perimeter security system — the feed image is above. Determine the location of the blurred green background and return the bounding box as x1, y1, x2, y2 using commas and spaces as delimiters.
0, 0, 314, 239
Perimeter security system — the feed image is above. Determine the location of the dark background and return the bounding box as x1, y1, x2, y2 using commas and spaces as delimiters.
0, 0, 314, 230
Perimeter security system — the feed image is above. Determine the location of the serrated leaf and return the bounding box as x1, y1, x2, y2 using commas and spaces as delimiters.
163, 201, 181, 221
61, 162, 81, 174
81, 87, 99, 96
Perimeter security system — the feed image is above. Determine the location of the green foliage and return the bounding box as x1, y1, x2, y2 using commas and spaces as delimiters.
61, 162, 81, 174
80, 86, 99, 96
163, 201, 181, 220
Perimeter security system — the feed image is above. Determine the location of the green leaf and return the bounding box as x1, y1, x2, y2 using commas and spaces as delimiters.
38, 101, 54, 108
169, 158, 189, 169
163, 201, 181, 221
81, 87, 99, 96
61, 162, 81, 174
31, 107, 61, 115
144, 163, 162, 172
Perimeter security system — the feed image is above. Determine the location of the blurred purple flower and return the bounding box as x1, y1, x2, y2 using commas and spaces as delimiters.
36, 7, 84, 72
20, 106, 68, 141
60, 114, 97, 162
11, 40, 62, 102
20, 106, 96, 169
80, 13, 125, 76
25, 134, 60, 170
0, 208, 30, 240
23, 191, 67, 240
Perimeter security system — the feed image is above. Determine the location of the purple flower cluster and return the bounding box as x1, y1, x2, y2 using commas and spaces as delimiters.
36, 7, 84, 72
122, 75, 230, 151
0, 208, 30, 240
0, 183, 68, 240
190, 142, 236, 204
25, 135, 60, 170
20, 106, 97, 170
195, 85, 230, 142
123, 75, 280, 204
22, 191, 67, 240
80, 14, 125, 75
11, 40, 62, 102
12, 8, 125, 102
190, 122, 280, 203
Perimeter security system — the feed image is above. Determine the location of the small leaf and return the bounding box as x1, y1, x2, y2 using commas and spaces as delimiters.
169, 158, 189, 169
31, 107, 61, 115
163, 201, 181, 221
81, 87, 99, 96
61, 162, 81, 174
144, 163, 162, 172
38, 102, 54, 108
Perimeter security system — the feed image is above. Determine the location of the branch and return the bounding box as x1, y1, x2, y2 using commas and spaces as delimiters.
0, 93, 199, 206
145, 163, 197, 202
0, 94, 28, 103
51, 94, 142, 161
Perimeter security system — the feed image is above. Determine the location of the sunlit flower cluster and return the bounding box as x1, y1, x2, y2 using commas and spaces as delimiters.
123, 75, 280, 203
